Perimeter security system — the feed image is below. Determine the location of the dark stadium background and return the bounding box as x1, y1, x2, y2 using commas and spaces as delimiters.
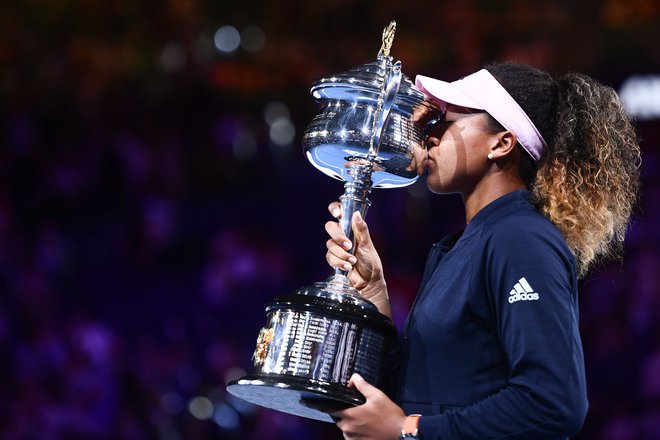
1, 1, 659, 439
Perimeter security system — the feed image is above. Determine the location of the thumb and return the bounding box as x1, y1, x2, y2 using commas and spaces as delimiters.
352, 212, 372, 244
349, 373, 378, 398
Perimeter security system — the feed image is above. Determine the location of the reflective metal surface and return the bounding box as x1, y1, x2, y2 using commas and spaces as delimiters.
257, 308, 385, 383
303, 57, 436, 188
227, 291, 394, 422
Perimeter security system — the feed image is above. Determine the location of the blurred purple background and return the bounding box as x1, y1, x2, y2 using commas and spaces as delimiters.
1, 1, 659, 439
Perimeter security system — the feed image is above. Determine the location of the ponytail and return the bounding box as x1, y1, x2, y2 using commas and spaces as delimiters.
532, 73, 640, 275
486, 63, 641, 276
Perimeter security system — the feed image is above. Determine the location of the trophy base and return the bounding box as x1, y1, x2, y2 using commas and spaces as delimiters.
226, 277, 394, 422
226, 373, 364, 422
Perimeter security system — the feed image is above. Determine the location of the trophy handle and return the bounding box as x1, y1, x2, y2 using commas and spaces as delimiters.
335, 58, 402, 281
369, 60, 402, 159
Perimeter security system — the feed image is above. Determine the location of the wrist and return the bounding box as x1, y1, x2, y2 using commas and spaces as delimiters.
360, 278, 388, 302
360, 279, 391, 317
399, 414, 422, 439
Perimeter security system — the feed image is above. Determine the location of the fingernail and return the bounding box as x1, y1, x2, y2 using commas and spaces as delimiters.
343, 241, 352, 250
343, 263, 352, 271
332, 208, 341, 217
348, 256, 357, 264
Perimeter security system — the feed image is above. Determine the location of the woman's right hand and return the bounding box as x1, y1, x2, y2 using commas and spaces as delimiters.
325, 202, 392, 319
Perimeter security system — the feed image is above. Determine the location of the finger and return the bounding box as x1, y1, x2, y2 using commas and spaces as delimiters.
330, 406, 352, 421
326, 239, 357, 263
352, 212, 372, 244
328, 202, 342, 219
325, 221, 353, 251
347, 271, 368, 291
348, 373, 378, 398
326, 248, 356, 272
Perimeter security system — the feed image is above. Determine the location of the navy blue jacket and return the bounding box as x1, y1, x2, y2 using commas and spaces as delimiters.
388, 190, 588, 439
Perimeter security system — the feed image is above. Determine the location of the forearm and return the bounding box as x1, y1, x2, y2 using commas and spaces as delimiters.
415, 384, 587, 440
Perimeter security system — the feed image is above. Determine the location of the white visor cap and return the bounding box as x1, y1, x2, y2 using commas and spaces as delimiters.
415, 69, 547, 162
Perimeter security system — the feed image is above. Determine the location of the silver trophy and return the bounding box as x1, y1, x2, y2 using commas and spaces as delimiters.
227, 21, 437, 422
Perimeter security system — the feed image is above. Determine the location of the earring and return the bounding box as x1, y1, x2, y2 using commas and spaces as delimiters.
487, 153, 494, 161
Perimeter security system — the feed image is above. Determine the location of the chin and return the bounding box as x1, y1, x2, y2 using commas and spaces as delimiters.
426, 180, 447, 195
426, 179, 461, 196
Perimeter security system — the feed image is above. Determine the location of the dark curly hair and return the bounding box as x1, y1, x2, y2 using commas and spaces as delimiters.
484, 62, 641, 276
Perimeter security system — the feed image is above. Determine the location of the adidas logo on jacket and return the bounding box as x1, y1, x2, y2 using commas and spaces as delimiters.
508, 277, 540, 303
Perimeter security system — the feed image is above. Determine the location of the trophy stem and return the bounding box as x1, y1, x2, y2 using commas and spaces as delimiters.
334, 162, 373, 282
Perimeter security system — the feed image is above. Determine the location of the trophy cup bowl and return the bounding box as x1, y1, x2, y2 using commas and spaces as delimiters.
227, 22, 438, 423
304, 57, 431, 189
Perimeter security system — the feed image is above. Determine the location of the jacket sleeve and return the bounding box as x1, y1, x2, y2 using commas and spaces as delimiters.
416, 226, 588, 439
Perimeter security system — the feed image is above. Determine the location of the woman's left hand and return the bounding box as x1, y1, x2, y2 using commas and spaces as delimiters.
331, 374, 406, 440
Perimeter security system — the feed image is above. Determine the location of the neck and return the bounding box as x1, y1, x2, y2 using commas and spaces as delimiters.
463, 174, 527, 223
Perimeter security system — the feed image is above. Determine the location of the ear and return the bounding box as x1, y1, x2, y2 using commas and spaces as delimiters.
488, 131, 517, 160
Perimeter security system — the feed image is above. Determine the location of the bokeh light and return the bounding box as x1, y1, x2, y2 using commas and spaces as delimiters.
188, 396, 214, 420
619, 74, 660, 120
214, 25, 241, 53
269, 117, 296, 147
214, 403, 240, 430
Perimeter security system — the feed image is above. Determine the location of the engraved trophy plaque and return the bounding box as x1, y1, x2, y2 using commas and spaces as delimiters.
227, 21, 437, 422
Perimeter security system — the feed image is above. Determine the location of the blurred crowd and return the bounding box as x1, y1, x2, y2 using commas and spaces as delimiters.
1, 1, 660, 439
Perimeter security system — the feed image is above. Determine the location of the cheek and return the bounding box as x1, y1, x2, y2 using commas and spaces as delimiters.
440, 143, 461, 167
426, 145, 462, 192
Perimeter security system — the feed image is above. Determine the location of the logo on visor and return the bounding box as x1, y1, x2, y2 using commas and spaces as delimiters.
508, 277, 540, 303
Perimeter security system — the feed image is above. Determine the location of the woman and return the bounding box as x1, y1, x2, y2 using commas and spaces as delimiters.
323, 62, 640, 439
